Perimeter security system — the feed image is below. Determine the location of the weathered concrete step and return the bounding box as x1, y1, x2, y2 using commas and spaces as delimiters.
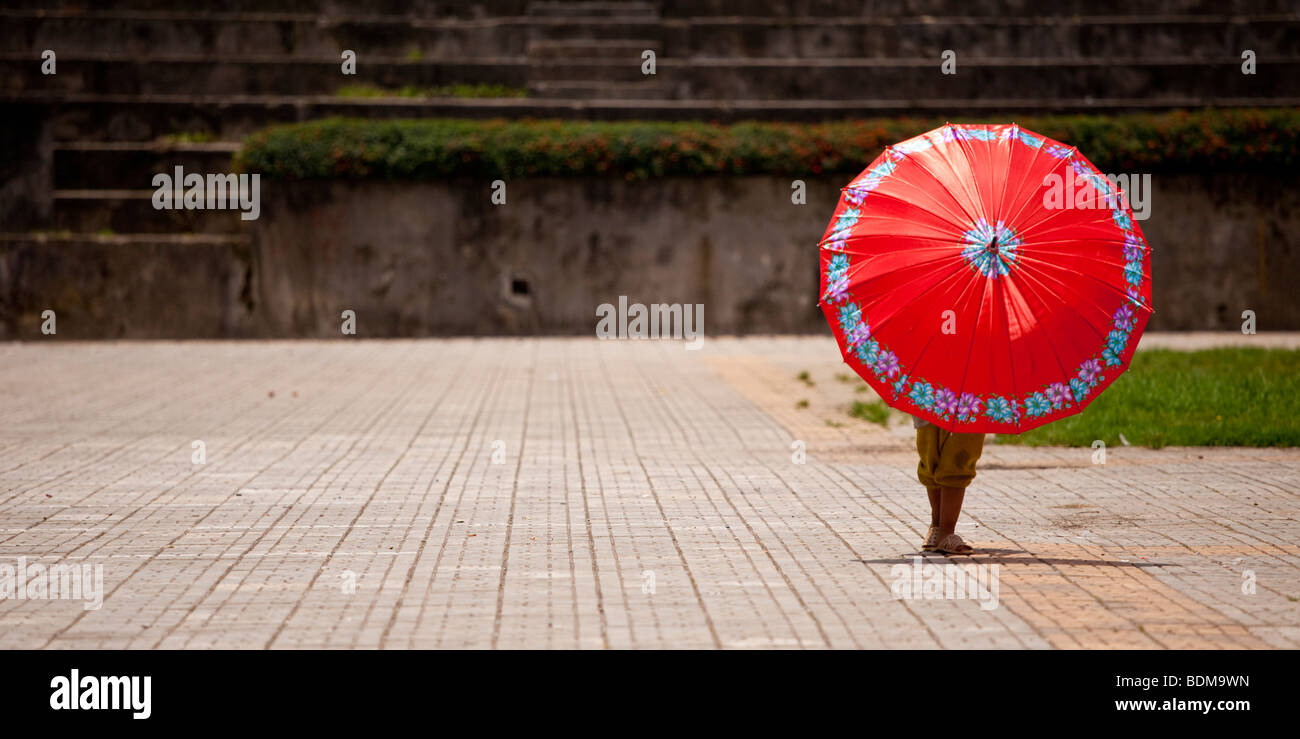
0, 231, 253, 340
526, 39, 661, 59
1, 0, 524, 16
677, 15, 1300, 60
659, 0, 1300, 16
12, 54, 1295, 98
51, 190, 253, 235
54, 142, 239, 190
5, 0, 1296, 17
527, 79, 671, 99
526, 1, 658, 18
669, 57, 1300, 101
14, 92, 1300, 141
2, 55, 531, 96
5, 12, 1295, 60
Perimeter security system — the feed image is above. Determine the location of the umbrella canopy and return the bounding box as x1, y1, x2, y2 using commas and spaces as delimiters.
819, 123, 1153, 433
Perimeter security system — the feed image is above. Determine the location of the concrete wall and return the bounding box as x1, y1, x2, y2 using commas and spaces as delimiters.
3, 173, 1297, 338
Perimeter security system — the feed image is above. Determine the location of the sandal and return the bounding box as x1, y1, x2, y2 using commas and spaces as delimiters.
921, 526, 941, 552
934, 532, 974, 555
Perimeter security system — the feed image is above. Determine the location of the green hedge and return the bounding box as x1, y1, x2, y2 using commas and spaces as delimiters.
236, 108, 1299, 181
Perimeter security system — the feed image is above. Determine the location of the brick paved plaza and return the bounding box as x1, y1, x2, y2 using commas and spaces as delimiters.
1, 336, 1297, 649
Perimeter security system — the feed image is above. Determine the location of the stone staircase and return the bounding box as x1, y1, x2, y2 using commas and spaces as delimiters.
2, 0, 1298, 337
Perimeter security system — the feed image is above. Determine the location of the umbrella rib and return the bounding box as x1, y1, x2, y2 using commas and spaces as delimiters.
949, 271, 992, 427
1000, 277, 1023, 431
1011, 258, 1122, 343
846, 250, 974, 307
862, 250, 984, 352
993, 124, 1018, 225
944, 129, 992, 225
1001, 146, 1075, 234
1001, 268, 1076, 403
1018, 181, 1125, 241
826, 188, 973, 235
1014, 251, 1148, 309
886, 151, 982, 228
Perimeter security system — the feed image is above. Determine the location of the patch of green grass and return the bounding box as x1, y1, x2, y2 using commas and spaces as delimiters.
848, 399, 892, 427
1000, 348, 1300, 448
795, 399, 809, 409
834, 372, 854, 383
159, 131, 215, 144
824, 419, 844, 428
237, 108, 1298, 182
334, 83, 527, 99
797, 371, 813, 387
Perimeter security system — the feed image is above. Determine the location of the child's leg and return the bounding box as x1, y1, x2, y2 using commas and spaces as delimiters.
933, 431, 986, 537
916, 426, 943, 549
936, 487, 965, 537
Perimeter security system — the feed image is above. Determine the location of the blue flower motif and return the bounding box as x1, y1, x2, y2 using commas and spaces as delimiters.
1106, 328, 1128, 355
985, 396, 1017, 423
895, 137, 933, 155
892, 374, 910, 397
909, 381, 936, 410
1070, 378, 1090, 403
1025, 392, 1051, 417
952, 127, 996, 142
855, 338, 880, 365
827, 253, 850, 280
1112, 209, 1132, 231
838, 303, 861, 332
1015, 131, 1043, 148
1102, 346, 1122, 367
831, 209, 860, 239
1123, 260, 1144, 287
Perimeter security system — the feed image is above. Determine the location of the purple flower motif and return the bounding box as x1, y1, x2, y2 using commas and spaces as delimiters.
934, 387, 958, 417
956, 393, 981, 420
1078, 358, 1102, 385
1113, 304, 1135, 332
845, 322, 871, 349
873, 350, 900, 379
1123, 233, 1144, 263
823, 276, 849, 304
1045, 382, 1070, 408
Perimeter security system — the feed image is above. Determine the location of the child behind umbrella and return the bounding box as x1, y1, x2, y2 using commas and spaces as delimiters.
912, 415, 984, 554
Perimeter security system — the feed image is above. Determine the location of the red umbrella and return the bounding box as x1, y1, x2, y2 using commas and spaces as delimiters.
819, 123, 1153, 433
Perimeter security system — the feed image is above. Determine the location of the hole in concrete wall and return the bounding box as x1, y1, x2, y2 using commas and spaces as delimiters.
502, 271, 534, 310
